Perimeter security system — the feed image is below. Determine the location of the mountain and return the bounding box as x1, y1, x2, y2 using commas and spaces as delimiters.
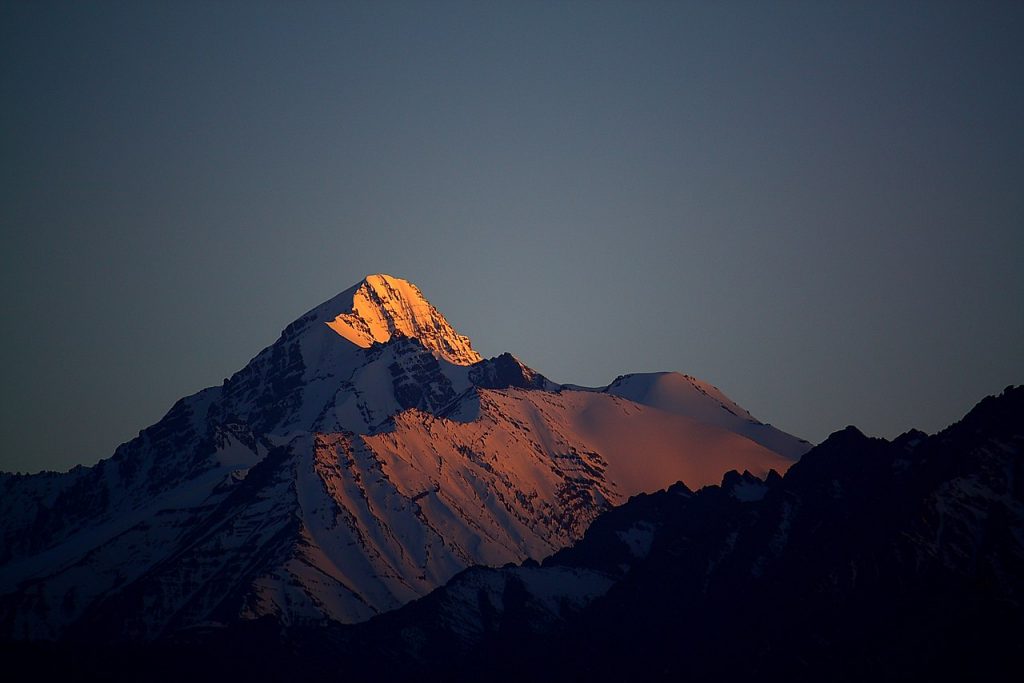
0, 274, 808, 641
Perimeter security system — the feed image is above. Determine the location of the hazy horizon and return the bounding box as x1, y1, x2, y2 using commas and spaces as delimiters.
2, 1, 1022, 473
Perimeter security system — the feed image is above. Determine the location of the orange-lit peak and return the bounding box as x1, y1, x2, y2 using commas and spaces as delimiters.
324, 274, 482, 365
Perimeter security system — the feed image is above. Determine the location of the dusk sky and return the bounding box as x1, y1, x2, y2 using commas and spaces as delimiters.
2, 0, 1022, 473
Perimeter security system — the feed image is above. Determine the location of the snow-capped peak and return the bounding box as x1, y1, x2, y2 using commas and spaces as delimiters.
0, 273, 813, 642
315, 274, 481, 365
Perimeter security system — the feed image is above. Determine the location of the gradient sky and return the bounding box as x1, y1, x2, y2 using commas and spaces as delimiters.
2, 0, 1022, 473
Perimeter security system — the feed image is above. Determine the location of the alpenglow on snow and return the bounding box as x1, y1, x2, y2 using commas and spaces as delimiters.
0, 274, 809, 640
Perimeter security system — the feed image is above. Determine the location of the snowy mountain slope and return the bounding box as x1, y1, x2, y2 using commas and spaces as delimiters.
0, 274, 805, 641
316, 386, 1024, 683
603, 372, 810, 459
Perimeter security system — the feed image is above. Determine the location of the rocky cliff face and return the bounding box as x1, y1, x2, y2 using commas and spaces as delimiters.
0, 274, 806, 641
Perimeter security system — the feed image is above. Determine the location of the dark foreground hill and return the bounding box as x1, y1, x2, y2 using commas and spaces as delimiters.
4, 386, 1022, 682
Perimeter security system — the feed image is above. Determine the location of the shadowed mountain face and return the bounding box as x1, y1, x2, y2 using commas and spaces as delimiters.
0, 274, 807, 641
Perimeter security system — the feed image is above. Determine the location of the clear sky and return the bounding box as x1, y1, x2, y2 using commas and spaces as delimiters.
2, 0, 1022, 473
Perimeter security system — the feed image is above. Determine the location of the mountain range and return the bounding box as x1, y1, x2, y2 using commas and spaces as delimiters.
0, 274, 808, 641
2, 274, 1020, 681
6, 386, 1020, 682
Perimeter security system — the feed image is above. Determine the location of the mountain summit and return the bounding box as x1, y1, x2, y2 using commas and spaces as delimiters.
316, 274, 481, 365
0, 275, 808, 640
